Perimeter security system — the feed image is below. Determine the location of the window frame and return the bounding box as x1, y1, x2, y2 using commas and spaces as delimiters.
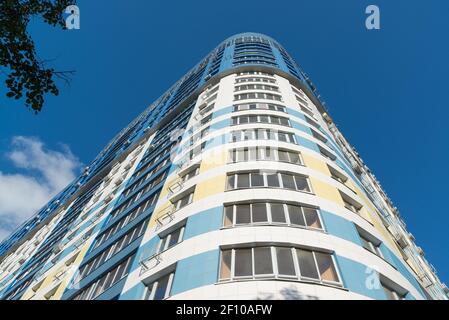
357, 229, 384, 258
157, 225, 186, 254
231, 114, 291, 127
174, 190, 195, 211
328, 165, 348, 184
181, 166, 200, 182
144, 272, 175, 300
222, 202, 324, 231
229, 129, 297, 144
234, 84, 280, 92
381, 282, 405, 300
219, 246, 342, 287
226, 171, 312, 194
318, 145, 337, 161
234, 92, 283, 102
228, 147, 303, 165
233, 103, 286, 113
340, 193, 362, 214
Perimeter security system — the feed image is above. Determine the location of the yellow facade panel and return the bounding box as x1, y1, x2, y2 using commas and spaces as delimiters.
302, 153, 330, 174
309, 177, 344, 205
21, 241, 92, 300
193, 175, 226, 202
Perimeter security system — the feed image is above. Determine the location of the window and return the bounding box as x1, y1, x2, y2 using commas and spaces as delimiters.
236, 173, 250, 188
73, 253, 135, 300
294, 175, 310, 192
238, 129, 251, 141
279, 117, 290, 126
277, 132, 288, 142
249, 115, 257, 123
287, 205, 306, 226
220, 250, 232, 280
174, 189, 195, 210
278, 150, 289, 162
145, 272, 174, 300
318, 146, 337, 161
229, 147, 302, 165
358, 230, 383, 257
189, 127, 210, 146
235, 77, 276, 84
288, 152, 301, 164
133, 155, 170, 183
343, 198, 360, 213
237, 71, 275, 77
381, 283, 405, 300
234, 148, 248, 162
281, 173, 296, 190
271, 203, 286, 223
263, 146, 274, 160
299, 104, 316, 119
291, 86, 306, 98
234, 84, 279, 92
340, 192, 362, 214
219, 247, 341, 286
296, 249, 318, 280
276, 247, 296, 276
295, 93, 308, 105
227, 172, 311, 193
181, 166, 199, 182
250, 172, 264, 187
199, 103, 214, 116
121, 167, 166, 205
302, 207, 322, 228
235, 204, 251, 224
223, 206, 233, 227
328, 165, 348, 184
234, 248, 253, 277
254, 247, 273, 275
230, 129, 296, 144
201, 114, 212, 125
252, 203, 268, 223
80, 221, 147, 280
232, 114, 290, 127
158, 225, 185, 253
314, 252, 340, 282
189, 142, 206, 160
226, 174, 235, 190
223, 203, 323, 230
234, 92, 282, 102
311, 129, 327, 144
234, 103, 285, 112
94, 192, 159, 250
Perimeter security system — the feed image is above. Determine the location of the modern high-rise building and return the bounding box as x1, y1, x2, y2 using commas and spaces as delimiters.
0, 33, 447, 301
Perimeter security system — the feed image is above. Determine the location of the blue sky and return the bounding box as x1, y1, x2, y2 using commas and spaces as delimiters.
0, 1, 448, 284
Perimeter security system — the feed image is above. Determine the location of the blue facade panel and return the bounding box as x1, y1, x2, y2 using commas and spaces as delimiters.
184, 207, 223, 240
297, 136, 320, 153
170, 250, 219, 296
335, 255, 388, 300
320, 210, 362, 246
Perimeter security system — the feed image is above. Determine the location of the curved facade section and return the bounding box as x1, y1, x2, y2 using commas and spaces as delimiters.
0, 33, 447, 300
116, 71, 433, 300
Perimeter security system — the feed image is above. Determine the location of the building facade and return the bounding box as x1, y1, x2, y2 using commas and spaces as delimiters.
0, 33, 447, 300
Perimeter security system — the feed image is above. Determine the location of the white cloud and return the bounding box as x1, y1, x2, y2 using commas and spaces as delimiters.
0, 136, 82, 241
0, 228, 11, 244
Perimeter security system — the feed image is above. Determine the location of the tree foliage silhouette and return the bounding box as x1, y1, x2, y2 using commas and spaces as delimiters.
0, 0, 76, 113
